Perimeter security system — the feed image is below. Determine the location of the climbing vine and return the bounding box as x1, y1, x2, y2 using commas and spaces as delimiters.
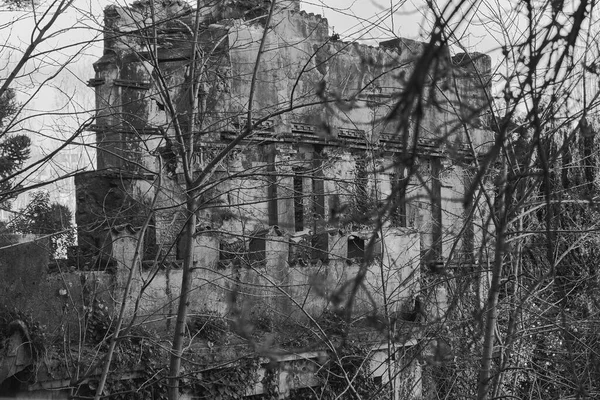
294, 342, 385, 400
0, 306, 48, 362
188, 310, 230, 345
189, 357, 261, 399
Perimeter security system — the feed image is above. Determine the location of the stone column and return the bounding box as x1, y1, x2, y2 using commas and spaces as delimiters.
110, 225, 142, 315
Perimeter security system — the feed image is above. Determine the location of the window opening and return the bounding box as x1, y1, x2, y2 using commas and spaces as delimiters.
293, 169, 304, 232
311, 232, 328, 262
355, 158, 369, 215
430, 158, 443, 261
142, 217, 157, 261
347, 235, 365, 261
312, 158, 325, 220
218, 240, 244, 268
390, 170, 409, 227
267, 154, 278, 226
248, 233, 266, 266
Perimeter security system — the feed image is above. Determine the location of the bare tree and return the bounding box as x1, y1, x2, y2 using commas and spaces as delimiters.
0, 0, 100, 217
6, 0, 600, 399
397, 1, 600, 399
74, 2, 491, 400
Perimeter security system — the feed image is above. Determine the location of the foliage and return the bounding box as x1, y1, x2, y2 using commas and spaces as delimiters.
0, 306, 48, 362
219, 0, 270, 20
0, 0, 36, 10
84, 298, 115, 345
0, 134, 30, 205
74, 298, 169, 399
497, 130, 600, 399
0, 87, 29, 205
83, 375, 167, 400
189, 357, 261, 400
188, 311, 230, 345
0, 88, 18, 128
8, 190, 74, 257
260, 365, 280, 400
294, 342, 384, 400
317, 309, 350, 337
18, 0, 600, 399
10, 191, 72, 234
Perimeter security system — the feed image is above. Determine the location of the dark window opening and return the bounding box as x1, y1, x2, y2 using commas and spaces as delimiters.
248, 234, 266, 266
430, 158, 443, 262
390, 171, 409, 228
77, 233, 117, 271
347, 236, 365, 261
293, 170, 304, 232
312, 176, 325, 220
267, 156, 278, 226
218, 241, 244, 269
355, 158, 369, 215
289, 236, 311, 266
142, 217, 157, 261
290, 232, 329, 266
311, 232, 329, 262
312, 156, 325, 223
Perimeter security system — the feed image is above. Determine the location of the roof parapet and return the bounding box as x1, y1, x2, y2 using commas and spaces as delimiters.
452, 52, 492, 76
275, 0, 300, 11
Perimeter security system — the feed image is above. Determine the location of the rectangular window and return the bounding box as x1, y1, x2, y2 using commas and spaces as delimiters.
347, 235, 365, 261
289, 232, 328, 265
267, 154, 278, 226
218, 242, 235, 268
311, 232, 328, 262
312, 173, 325, 221
312, 155, 325, 222
293, 169, 304, 232
430, 158, 443, 261
346, 234, 382, 263
142, 217, 157, 261
355, 158, 369, 215
248, 235, 266, 266
218, 240, 244, 269
390, 171, 408, 227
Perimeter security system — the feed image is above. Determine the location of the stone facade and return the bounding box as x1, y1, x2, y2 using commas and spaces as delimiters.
77, 0, 492, 397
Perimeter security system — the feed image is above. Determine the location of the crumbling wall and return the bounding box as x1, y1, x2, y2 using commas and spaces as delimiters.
0, 237, 51, 325
0, 235, 112, 339
81, 0, 492, 356
75, 171, 156, 262
123, 222, 420, 333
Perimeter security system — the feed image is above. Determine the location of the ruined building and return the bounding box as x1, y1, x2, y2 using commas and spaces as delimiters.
0, 0, 493, 398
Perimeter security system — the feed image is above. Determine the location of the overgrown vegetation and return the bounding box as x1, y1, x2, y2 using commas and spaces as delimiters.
293, 342, 385, 400
0, 306, 48, 362
7, 190, 74, 257
189, 311, 230, 345
189, 357, 261, 400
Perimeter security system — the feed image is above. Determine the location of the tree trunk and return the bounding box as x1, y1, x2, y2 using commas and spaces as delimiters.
168, 194, 197, 400
477, 158, 507, 400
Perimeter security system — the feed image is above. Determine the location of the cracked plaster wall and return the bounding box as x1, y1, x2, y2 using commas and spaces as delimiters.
78, 1, 493, 330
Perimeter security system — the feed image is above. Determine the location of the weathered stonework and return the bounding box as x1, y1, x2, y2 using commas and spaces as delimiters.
75, 0, 494, 397
0, 1, 492, 394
